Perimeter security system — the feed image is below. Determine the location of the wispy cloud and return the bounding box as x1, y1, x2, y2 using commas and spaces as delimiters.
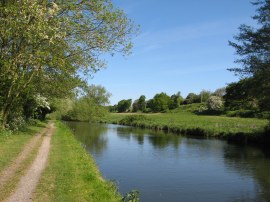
133, 17, 251, 54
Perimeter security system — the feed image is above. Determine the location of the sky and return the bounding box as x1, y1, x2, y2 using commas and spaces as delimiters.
90, 0, 257, 105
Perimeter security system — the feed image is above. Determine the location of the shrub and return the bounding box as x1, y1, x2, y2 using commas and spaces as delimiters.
207, 96, 223, 111
226, 110, 256, 118
119, 115, 149, 125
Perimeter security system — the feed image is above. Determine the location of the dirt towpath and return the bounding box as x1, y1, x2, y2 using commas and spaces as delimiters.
6, 122, 55, 202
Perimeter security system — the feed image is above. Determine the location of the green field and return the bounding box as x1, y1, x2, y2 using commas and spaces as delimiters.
101, 105, 268, 138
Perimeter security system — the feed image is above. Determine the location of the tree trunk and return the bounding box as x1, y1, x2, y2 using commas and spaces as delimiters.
1, 109, 8, 128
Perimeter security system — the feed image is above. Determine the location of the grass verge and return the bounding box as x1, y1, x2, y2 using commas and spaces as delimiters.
33, 121, 121, 202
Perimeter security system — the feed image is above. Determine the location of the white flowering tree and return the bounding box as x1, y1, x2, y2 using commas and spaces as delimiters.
207, 96, 224, 111
0, 0, 137, 127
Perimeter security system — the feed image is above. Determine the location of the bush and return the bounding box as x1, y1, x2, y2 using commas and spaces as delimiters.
226, 110, 256, 118
207, 96, 223, 111
119, 115, 149, 125
256, 111, 270, 119
6, 116, 26, 131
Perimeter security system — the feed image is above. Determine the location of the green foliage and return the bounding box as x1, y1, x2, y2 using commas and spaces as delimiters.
226, 110, 256, 118
137, 95, 146, 112
183, 93, 200, 104
108, 104, 118, 113
213, 87, 226, 97
64, 98, 108, 122
82, 85, 111, 106
228, 0, 270, 112
171, 103, 207, 113
119, 115, 149, 125
56, 85, 111, 122
148, 92, 171, 112
169, 92, 183, 109
224, 79, 259, 110
199, 90, 212, 103
117, 99, 132, 113
122, 190, 140, 202
47, 98, 74, 120
256, 111, 270, 119
0, 0, 137, 128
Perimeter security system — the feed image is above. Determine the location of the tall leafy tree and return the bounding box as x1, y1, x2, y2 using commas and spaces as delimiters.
150, 92, 171, 112
224, 79, 258, 110
0, 0, 137, 127
117, 99, 132, 113
169, 92, 183, 109
199, 90, 211, 103
58, 84, 111, 121
183, 93, 200, 104
137, 95, 146, 112
228, 0, 270, 111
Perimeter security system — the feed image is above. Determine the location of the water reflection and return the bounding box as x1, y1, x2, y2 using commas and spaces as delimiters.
66, 122, 270, 202
223, 145, 270, 201
116, 127, 181, 149
66, 122, 108, 156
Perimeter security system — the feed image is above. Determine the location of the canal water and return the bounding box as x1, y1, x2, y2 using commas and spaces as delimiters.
66, 122, 270, 202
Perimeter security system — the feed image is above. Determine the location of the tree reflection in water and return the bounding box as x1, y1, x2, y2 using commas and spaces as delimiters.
66, 122, 108, 156
223, 144, 270, 202
116, 127, 181, 149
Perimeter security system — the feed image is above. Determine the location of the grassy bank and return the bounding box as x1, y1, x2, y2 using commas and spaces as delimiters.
101, 109, 269, 145
34, 121, 121, 202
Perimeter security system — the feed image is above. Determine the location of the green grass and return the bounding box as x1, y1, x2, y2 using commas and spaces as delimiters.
101, 110, 268, 137
33, 121, 121, 202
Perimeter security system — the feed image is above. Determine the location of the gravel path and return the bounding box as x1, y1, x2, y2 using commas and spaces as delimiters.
0, 126, 49, 189
7, 122, 55, 202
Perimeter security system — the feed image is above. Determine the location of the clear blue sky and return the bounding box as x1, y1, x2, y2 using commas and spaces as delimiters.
90, 0, 256, 105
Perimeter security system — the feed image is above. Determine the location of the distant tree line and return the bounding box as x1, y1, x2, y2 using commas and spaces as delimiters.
109, 89, 226, 113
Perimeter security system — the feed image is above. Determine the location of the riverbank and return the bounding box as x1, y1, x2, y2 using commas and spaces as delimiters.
34, 121, 121, 202
101, 112, 270, 146
0, 121, 122, 201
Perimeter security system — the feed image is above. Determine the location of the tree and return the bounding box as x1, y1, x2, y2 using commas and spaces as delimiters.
228, 0, 270, 111
82, 85, 111, 106
199, 90, 212, 103
183, 93, 200, 104
224, 79, 258, 110
0, 0, 137, 127
132, 100, 139, 112
213, 87, 226, 97
169, 92, 183, 109
137, 95, 146, 112
150, 92, 171, 112
61, 84, 111, 121
117, 99, 132, 113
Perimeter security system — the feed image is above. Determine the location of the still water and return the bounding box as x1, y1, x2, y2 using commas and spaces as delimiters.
66, 122, 270, 202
